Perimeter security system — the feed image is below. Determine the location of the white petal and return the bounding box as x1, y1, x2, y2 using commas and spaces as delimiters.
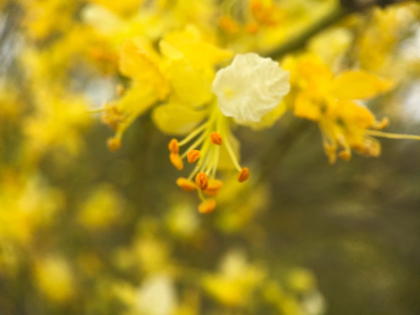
212, 53, 290, 124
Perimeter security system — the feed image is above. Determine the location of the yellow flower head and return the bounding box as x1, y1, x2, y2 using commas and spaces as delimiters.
283, 53, 395, 163
96, 25, 291, 212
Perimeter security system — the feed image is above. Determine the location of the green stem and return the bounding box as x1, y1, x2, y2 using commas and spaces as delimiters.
265, 0, 410, 59
265, 4, 348, 59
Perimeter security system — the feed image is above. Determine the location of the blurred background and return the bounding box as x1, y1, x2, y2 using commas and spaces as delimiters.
1, 0, 420, 314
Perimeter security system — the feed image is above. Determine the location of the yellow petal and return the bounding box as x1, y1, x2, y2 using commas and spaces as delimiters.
331, 71, 394, 100
160, 25, 233, 69
152, 103, 207, 135
89, 0, 146, 16
338, 100, 375, 129
245, 102, 287, 130
119, 37, 170, 99
165, 58, 213, 107
117, 84, 158, 115
294, 92, 322, 121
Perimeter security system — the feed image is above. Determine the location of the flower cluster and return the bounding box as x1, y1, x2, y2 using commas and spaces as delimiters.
98, 26, 290, 213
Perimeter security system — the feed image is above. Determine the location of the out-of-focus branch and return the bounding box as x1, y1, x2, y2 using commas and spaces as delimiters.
266, 0, 411, 59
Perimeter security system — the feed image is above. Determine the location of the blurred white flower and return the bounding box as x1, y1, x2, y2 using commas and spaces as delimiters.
212, 53, 290, 124
136, 274, 177, 315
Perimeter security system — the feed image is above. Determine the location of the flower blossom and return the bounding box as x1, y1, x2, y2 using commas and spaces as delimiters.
212, 53, 290, 124
96, 26, 292, 213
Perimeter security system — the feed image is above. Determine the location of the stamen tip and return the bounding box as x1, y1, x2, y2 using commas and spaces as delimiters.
107, 137, 121, 152
205, 179, 223, 196
210, 132, 223, 145
238, 167, 250, 182
176, 177, 197, 192
116, 84, 125, 97
187, 150, 201, 163
338, 150, 351, 161
170, 153, 184, 170
198, 199, 217, 214
168, 139, 179, 154
195, 172, 209, 190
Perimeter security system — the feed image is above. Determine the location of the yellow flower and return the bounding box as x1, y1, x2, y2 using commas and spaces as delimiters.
19, 0, 77, 40
212, 53, 290, 124
89, 0, 146, 16
78, 185, 121, 229
283, 53, 396, 163
202, 250, 265, 307
24, 89, 90, 157
34, 256, 76, 303
98, 25, 292, 213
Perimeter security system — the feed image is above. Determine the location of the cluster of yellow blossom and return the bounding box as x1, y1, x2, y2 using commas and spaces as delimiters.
93, 1, 420, 214
1, 0, 420, 313
282, 53, 394, 163
98, 25, 291, 213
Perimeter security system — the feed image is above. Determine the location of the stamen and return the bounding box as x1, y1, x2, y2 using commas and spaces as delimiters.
181, 133, 207, 159
204, 179, 223, 197
187, 150, 201, 163
324, 144, 337, 164
210, 132, 223, 145
198, 199, 217, 214
373, 117, 389, 130
178, 123, 208, 146
245, 22, 259, 34
107, 137, 121, 152
338, 150, 351, 161
366, 130, 420, 141
170, 153, 184, 170
219, 15, 240, 34
238, 167, 250, 182
195, 172, 209, 190
176, 177, 197, 192
116, 84, 125, 97
223, 131, 242, 172
101, 105, 124, 131
168, 139, 179, 154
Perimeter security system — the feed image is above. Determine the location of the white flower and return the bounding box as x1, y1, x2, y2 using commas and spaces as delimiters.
136, 275, 177, 315
212, 53, 290, 124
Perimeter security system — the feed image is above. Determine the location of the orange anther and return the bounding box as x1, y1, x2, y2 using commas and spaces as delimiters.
107, 137, 121, 152
238, 167, 250, 182
250, 0, 262, 11
170, 153, 184, 170
116, 84, 125, 97
204, 179, 223, 197
338, 150, 351, 161
102, 104, 123, 131
245, 22, 259, 34
373, 117, 390, 130
210, 132, 223, 145
195, 172, 209, 190
219, 16, 240, 34
168, 139, 179, 154
198, 199, 216, 214
187, 150, 201, 163
176, 177, 197, 192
